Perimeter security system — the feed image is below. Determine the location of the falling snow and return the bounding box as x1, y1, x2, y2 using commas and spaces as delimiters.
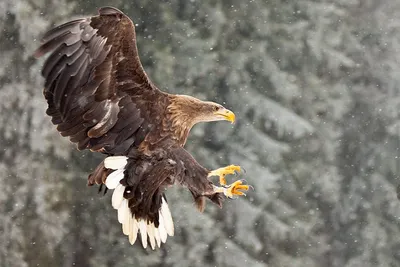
0, 1, 400, 267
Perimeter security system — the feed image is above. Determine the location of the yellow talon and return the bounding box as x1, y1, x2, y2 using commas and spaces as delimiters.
231, 184, 250, 196
221, 179, 250, 199
208, 165, 241, 186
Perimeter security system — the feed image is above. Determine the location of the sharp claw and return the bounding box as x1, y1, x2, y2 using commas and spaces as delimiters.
230, 165, 241, 172
235, 185, 249, 190
241, 166, 247, 174
238, 179, 247, 185
232, 190, 246, 196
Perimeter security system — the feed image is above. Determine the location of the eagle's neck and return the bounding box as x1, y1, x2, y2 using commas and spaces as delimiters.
170, 117, 194, 146
166, 95, 203, 146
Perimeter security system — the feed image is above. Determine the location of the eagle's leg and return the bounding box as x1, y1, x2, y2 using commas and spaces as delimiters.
212, 179, 250, 199
208, 165, 241, 186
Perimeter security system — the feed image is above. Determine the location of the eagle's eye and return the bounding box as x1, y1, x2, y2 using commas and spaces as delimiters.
213, 106, 221, 112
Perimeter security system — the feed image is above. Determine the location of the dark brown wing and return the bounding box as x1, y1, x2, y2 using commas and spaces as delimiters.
34, 6, 167, 155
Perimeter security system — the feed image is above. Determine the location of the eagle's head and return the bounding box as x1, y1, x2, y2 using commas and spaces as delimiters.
169, 95, 235, 125
198, 101, 235, 124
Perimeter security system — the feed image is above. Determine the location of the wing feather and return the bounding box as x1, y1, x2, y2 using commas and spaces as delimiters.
37, 28, 81, 57
35, 7, 167, 155
88, 100, 120, 138
40, 18, 86, 43
59, 122, 85, 137
42, 42, 79, 77
70, 129, 90, 143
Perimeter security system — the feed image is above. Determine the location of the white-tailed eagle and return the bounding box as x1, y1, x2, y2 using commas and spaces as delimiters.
34, 6, 250, 249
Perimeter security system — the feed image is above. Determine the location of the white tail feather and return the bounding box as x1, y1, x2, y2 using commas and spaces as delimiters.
105, 169, 124, 189
112, 184, 125, 209
147, 223, 156, 250
122, 220, 129, 235
104, 156, 128, 170
122, 208, 130, 235
158, 214, 168, 243
104, 156, 174, 249
129, 218, 138, 245
160, 197, 174, 236
127, 215, 133, 243
139, 220, 148, 249
154, 227, 161, 248
118, 199, 128, 224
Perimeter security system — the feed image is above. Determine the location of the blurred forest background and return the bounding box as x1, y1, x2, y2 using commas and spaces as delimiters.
1, 0, 400, 266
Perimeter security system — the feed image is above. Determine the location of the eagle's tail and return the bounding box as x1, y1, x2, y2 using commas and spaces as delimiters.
89, 156, 174, 249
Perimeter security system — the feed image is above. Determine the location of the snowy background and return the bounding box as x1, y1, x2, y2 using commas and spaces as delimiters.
1, 0, 400, 266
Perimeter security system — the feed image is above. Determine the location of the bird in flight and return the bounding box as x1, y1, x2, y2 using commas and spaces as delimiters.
34, 6, 250, 250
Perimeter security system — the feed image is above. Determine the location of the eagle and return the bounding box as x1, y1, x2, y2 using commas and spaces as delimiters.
34, 6, 250, 249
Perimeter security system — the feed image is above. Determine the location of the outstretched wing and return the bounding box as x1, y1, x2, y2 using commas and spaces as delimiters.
34, 6, 167, 155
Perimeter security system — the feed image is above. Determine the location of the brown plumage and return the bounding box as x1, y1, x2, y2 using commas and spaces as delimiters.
35, 6, 248, 249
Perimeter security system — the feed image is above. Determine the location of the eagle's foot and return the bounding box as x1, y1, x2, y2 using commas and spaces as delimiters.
213, 179, 250, 199
208, 165, 241, 186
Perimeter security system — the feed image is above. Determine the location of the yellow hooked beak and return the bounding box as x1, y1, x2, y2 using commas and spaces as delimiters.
214, 108, 235, 124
